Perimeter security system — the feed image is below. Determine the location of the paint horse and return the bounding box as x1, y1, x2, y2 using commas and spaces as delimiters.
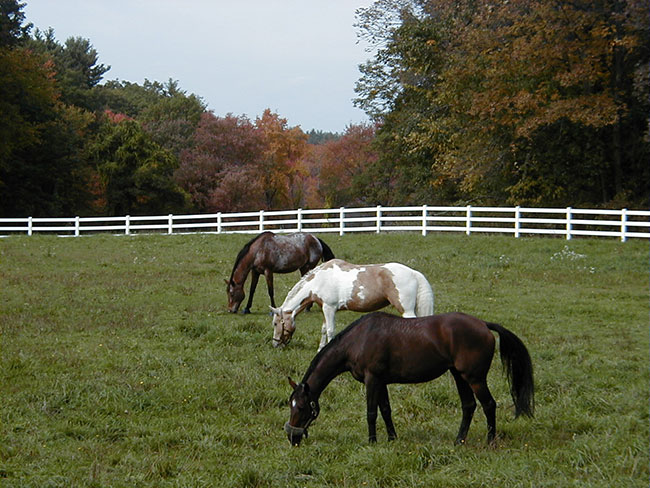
271, 258, 434, 350
226, 232, 335, 314
285, 311, 534, 446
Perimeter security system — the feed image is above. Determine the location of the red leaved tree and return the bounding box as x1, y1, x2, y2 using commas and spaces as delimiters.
175, 112, 266, 211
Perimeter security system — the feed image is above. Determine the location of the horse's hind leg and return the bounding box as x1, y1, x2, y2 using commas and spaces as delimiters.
243, 271, 260, 314
392, 286, 416, 317
469, 381, 497, 444
450, 369, 477, 445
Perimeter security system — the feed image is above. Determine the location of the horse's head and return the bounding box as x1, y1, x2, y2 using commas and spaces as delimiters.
270, 307, 296, 347
225, 279, 245, 313
285, 377, 319, 446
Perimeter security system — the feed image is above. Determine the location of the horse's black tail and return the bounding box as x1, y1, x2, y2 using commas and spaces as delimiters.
486, 322, 535, 418
317, 238, 335, 262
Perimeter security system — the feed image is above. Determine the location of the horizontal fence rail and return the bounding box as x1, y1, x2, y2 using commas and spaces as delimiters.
1, 206, 648, 241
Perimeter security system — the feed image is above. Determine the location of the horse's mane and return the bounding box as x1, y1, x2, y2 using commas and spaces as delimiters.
229, 232, 269, 279
283, 269, 314, 303
300, 315, 367, 384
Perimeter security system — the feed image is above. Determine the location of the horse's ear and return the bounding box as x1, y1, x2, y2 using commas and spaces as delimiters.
224, 279, 230, 286
270, 306, 281, 315
288, 376, 298, 389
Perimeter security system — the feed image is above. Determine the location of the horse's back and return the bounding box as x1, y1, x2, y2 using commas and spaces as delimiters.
256, 232, 319, 272
346, 312, 495, 383
301, 259, 431, 315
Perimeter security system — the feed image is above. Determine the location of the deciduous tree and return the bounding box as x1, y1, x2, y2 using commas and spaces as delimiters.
255, 109, 308, 209
175, 112, 265, 211
0, 7, 96, 216
315, 123, 378, 207
355, 0, 650, 206
90, 117, 188, 216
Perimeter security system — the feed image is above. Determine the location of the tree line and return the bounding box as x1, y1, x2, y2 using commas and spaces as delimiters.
354, 0, 649, 208
1, 0, 647, 218
0, 1, 378, 217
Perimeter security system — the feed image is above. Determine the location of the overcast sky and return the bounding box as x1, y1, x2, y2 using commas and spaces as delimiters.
23, 0, 376, 133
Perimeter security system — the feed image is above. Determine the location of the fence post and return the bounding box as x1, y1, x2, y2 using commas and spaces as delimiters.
217, 212, 222, 233
75, 216, 80, 237
514, 206, 520, 238
466, 205, 472, 236
422, 205, 428, 236
621, 208, 628, 242
125, 215, 130, 235
28, 216, 33, 236
376, 205, 382, 233
339, 207, 345, 236
566, 207, 572, 240
259, 210, 264, 232
297, 208, 303, 232
168, 214, 173, 235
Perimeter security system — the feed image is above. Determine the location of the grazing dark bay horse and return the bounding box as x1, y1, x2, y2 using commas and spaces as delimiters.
226, 232, 335, 314
285, 311, 534, 446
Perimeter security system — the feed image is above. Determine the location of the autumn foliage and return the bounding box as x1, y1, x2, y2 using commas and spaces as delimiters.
1, 0, 647, 218
356, 0, 649, 207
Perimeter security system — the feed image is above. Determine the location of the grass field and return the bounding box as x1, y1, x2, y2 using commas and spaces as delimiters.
1, 232, 648, 487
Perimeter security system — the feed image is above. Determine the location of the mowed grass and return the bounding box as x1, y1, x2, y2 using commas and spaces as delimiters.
1, 232, 648, 487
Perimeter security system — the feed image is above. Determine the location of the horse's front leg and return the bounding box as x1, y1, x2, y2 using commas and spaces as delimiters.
318, 322, 328, 351
263, 269, 276, 308
243, 271, 260, 314
377, 383, 397, 441
365, 377, 394, 443
365, 381, 379, 443
318, 304, 337, 351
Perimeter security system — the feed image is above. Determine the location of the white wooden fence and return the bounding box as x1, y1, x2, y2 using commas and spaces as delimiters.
0, 205, 648, 241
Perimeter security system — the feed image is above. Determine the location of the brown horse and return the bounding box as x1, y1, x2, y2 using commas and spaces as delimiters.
226, 232, 335, 314
285, 311, 534, 446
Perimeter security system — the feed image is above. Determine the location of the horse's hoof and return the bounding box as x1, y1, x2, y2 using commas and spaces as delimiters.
242, 309, 251, 314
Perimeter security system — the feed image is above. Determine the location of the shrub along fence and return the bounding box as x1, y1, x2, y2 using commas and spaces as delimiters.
1, 205, 648, 241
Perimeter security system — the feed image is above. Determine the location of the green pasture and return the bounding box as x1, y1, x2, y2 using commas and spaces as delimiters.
1, 232, 648, 487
